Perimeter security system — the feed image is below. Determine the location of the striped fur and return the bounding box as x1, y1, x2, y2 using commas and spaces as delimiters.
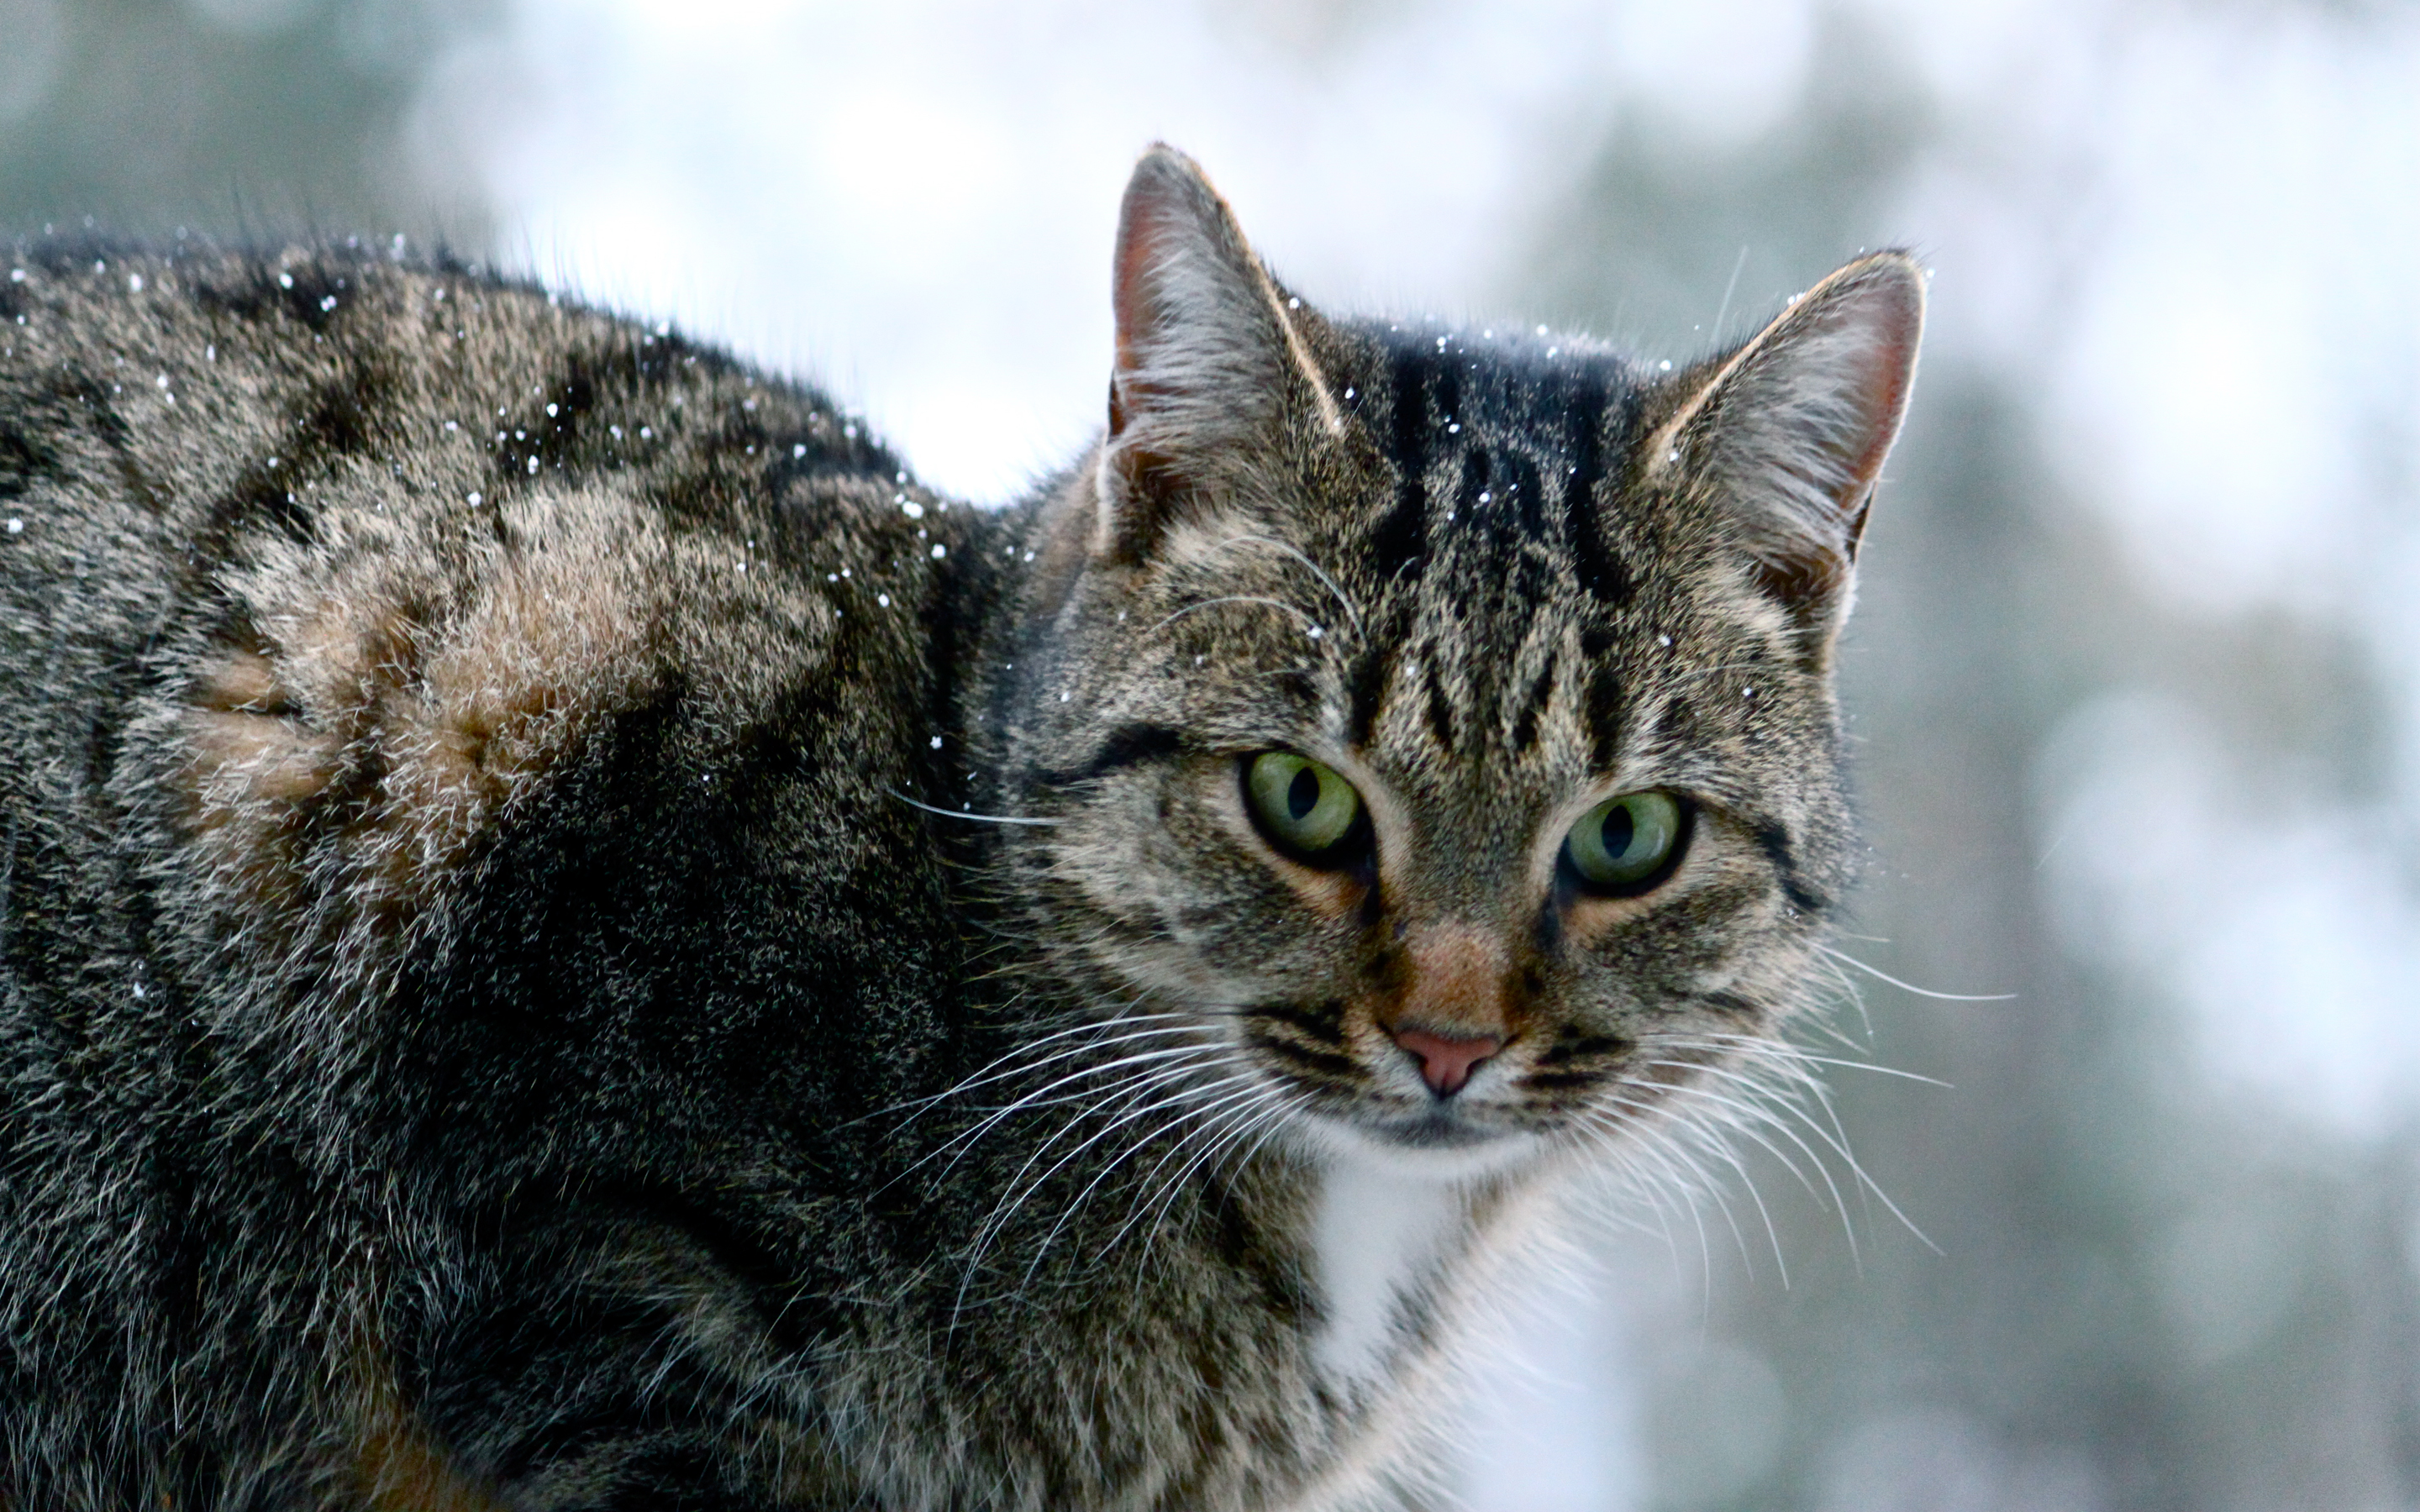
0, 150, 1920, 1509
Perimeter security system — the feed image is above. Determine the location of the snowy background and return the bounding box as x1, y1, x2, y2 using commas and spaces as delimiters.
8, 0, 2420, 1504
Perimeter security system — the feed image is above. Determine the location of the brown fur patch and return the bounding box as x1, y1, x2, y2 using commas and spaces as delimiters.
177, 492, 665, 930
346, 1343, 513, 1512
1370, 921, 1518, 1042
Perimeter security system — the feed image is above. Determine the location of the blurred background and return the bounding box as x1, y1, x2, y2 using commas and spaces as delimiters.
8, 0, 2417, 1504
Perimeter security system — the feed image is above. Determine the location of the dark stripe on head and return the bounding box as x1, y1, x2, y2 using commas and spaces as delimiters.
1532, 895, 1564, 958
1424, 351, 1463, 449
1269, 667, 1318, 710
293, 361, 397, 462
1506, 450, 1546, 543
1250, 1033, 1361, 1083
1423, 660, 1457, 755
1252, 1000, 1344, 1040
1367, 489, 1426, 588
1510, 656, 1554, 753
1457, 447, 1492, 518
1560, 381, 1634, 610
1523, 1072, 1607, 1092
1701, 990, 1765, 1019
0, 421, 60, 505
1534, 1031, 1630, 1066
1346, 644, 1390, 749
1370, 344, 1434, 584
213, 458, 313, 547
1584, 664, 1622, 770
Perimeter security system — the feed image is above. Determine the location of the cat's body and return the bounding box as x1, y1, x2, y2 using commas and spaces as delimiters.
0, 150, 1922, 1509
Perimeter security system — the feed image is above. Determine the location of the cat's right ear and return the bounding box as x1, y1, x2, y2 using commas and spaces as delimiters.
1095, 145, 1343, 563
1648, 252, 1925, 664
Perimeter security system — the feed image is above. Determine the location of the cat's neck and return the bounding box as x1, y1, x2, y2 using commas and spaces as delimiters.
1307, 1151, 1476, 1388
1301, 1141, 1564, 1398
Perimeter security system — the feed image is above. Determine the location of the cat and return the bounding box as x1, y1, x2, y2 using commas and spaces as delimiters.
0, 145, 1922, 1509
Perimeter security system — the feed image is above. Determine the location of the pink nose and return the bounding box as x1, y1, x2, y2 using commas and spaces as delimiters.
1391, 1027, 1503, 1097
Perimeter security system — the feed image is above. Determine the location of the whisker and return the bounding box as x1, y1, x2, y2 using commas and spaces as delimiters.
1815, 943, 2015, 1002
884, 787, 1063, 827
1648, 1047, 1936, 1256
1110, 1080, 1297, 1264
955, 1063, 1245, 1319
1208, 533, 1365, 637
1585, 1107, 1720, 1299
1669, 1030, 1951, 1089
1639, 1068, 1831, 1202
903, 1039, 1227, 1192
845, 1012, 1208, 1128
1022, 1074, 1273, 1285
1627, 1095, 1782, 1283
1144, 595, 1320, 637
1150, 1082, 1308, 1267
1639, 1068, 1849, 1270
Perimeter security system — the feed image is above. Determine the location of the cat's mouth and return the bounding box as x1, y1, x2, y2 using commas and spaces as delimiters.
1355, 1102, 1518, 1151
1298, 1093, 1560, 1179
1262, 1058, 1565, 1157
1242, 1008, 1609, 1155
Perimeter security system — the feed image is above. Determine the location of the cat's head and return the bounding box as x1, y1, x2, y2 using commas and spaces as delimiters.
997, 146, 1922, 1176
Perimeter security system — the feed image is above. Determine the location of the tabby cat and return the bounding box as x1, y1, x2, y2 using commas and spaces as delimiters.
0, 146, 1922, 1509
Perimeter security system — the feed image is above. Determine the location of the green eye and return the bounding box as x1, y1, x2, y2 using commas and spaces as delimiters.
1243, 752, 1365, 864
1561, 790, 1689, 894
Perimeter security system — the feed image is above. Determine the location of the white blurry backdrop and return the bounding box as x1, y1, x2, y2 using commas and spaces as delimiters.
8, 0, 2420, 1505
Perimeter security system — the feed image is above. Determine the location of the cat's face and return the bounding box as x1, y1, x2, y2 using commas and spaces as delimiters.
1002, 149, 1921, 1177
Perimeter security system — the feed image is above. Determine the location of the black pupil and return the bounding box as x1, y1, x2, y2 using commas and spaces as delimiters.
1600, 804, 1634, 857
1286, 767, 1320, 822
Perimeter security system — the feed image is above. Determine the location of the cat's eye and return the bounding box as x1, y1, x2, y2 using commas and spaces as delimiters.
1560, 790, 1690, 895
1243, 752, 1366, 865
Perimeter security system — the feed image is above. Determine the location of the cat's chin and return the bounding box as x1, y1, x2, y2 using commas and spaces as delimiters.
1306, 1107, 1547, 1180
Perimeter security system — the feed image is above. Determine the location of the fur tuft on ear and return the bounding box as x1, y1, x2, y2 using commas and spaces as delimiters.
1096, 144, 1340, 562
1651, 252, 1925, 656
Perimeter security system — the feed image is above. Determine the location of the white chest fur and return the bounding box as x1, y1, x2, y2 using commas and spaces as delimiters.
1307, 1153, 1472, 1388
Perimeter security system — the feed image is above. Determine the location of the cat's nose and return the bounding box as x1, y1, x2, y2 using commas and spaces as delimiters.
1391, 1027, 1502, 1097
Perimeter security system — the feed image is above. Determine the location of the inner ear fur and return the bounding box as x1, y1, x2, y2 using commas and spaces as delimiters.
1649, 252, 1926, 656
1095, 144, 1343, 564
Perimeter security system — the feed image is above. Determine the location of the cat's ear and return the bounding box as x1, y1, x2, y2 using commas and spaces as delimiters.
1649, 252, 1925, 659
1096, 144, 1344, 562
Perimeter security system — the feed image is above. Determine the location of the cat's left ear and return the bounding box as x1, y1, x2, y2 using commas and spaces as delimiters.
1095, 144, 1346, 563
1649, 252, 1925, 662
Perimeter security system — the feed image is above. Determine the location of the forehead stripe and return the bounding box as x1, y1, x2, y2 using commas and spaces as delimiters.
1509, 655, 1554, 753
1558, 380, 1634, 611
1365, 343, 1436, 587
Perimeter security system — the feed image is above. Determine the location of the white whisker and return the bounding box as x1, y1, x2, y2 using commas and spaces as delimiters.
1209, 533, 1365, 637
855, 1012, 1208, 1127
955, 1063, 1246, 1321
1144, 595, 1319, 637
884, 787, 1063, 827
909, 1038, 1225, 1190
1816, 943, 2014, 1002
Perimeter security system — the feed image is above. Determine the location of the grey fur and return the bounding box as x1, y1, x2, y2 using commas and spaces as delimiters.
0, 149, 1922, 1509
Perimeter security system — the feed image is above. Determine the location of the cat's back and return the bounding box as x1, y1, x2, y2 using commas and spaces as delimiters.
0, 238, 933, 696
0, 237, 972, 848
0, 239, 968, 1017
